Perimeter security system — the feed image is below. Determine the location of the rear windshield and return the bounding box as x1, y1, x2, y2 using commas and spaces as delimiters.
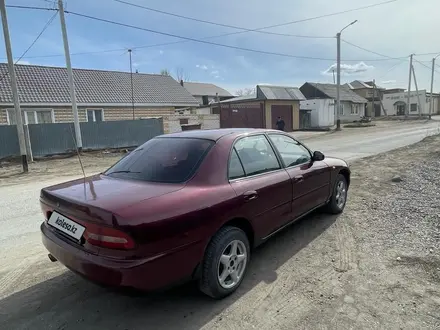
104, 138, 214, 183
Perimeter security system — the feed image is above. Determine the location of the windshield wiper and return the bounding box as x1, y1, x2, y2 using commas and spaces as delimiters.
106, 170, 141, 175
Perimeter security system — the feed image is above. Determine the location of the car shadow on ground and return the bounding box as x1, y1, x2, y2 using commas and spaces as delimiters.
0, 212, 338, 330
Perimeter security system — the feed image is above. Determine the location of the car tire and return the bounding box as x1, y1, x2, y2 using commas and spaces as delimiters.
325, 174, 348, 214
199, 226, 250, 299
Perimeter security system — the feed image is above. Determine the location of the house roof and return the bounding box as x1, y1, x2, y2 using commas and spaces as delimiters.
182, 82, 232, 97
304, 82, 368, 103
218, 94, 257, 103
348, 80, 385, 90
0, 63, 199, 106
257, 85, 305, 100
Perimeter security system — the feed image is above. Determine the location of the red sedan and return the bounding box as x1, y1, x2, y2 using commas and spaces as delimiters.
40, 128, 350, 299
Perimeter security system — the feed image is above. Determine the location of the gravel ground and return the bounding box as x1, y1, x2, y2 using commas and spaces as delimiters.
0, 135, 439, 329
0, 151, 123, 187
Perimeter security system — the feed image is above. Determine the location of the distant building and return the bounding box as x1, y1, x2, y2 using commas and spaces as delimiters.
212, 85, 305, 131
299, 82, 368, 123
347, 80, 385, 117
382, 89, 440, 116
0, 63, 198, 125
181, 81, 234, 107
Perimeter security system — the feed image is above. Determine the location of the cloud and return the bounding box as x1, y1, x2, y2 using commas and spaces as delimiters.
381, 80, 397, 85
210, 70, 219, 75
196, 64, 208, 70
322, 62, 374, 76
14, 59, 30, 65
159, 50, 164, 55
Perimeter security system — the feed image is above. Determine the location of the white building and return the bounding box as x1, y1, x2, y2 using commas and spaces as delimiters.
300, 99, 335, 128
382, 89, 440, 116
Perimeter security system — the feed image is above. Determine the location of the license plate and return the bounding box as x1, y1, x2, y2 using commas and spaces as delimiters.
48, 211, 85, 241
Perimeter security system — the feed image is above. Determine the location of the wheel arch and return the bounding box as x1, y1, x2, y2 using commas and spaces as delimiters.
339, 168, 350, 188
192, 217, 255, 280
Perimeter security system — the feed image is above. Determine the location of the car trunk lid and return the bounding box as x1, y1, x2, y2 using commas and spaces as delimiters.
41, 174, 184, 225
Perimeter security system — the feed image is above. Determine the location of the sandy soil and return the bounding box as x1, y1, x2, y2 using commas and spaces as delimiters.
0, 135, 439, 330
0, 151, 124, 187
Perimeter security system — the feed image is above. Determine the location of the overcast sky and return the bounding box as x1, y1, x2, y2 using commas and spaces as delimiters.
2, 0, 440, 94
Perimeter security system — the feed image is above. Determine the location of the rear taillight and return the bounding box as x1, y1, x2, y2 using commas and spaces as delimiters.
84, 226, 135, 250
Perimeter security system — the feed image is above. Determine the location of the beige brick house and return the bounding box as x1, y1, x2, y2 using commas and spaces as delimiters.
0, 63, 199, 125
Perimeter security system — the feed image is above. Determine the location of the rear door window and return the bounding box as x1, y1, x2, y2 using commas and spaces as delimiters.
228, 148, 245, 180
105, 138, 214, 183
233, 135, 280, 177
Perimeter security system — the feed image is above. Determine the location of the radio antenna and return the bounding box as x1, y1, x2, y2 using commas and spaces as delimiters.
69, 124, 86, 179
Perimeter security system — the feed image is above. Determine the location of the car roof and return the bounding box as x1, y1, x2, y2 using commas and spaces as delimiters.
158, 128, 280, 141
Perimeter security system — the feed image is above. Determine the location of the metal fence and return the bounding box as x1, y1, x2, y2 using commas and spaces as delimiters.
0, 118, 163, 159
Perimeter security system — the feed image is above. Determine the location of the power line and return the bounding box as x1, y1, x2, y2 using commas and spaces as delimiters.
5, 5, 57, 11
414, 51, 440, 57
4, 0, 402, 62
112, 0, 398, 40
112, 0, 332, 39
67, 11, 338, 61
413, 58, 440, 75
65, 10, 406, 62
0, 10, 58, 82
341, 39, 406, 61
378, 60, 407, 79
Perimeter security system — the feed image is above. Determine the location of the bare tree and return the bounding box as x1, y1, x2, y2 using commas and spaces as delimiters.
235, 88, 254, 96
175, 67, 190, 82
160, 68, 171, 76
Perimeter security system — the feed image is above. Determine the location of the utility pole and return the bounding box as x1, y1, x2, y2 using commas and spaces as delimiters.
58, 0, 82, 149
406, 54, 413, 119
336, 20, 358, 131
371, 80, 375, 118
429, 55, 440, 120
128, 49, 135, 120
336, 32, 341, 130
411, 65, 422, 117
0, 0, 28, 172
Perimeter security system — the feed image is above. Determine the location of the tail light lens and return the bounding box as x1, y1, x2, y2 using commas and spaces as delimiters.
84, 226, 135, 250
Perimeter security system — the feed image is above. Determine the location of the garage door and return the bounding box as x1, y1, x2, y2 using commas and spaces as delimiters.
271, 105, 293, 132
220, 104, 264, 128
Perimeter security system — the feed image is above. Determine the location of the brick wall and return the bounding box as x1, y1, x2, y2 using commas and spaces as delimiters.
163, 114, 220, 133
1, 106, 175, 124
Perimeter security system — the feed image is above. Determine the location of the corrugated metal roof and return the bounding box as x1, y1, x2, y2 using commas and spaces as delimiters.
183, 82, 232, 97
257, 85, 305, 100
0, 63, 199, 106
218, 94, 257, 103
306, 82, 368, 103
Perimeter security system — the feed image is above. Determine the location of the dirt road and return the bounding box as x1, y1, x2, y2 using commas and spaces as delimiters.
0, 124, 439, 329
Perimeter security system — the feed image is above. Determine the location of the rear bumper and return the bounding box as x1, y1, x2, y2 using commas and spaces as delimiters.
41, 223, 204, 291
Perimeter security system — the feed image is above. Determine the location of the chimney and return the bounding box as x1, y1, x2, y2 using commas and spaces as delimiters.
135, 69, 139, 73
180, 79, 184, 87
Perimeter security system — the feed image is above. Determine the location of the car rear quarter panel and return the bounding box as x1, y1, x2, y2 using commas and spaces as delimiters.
114, 136, 239, 261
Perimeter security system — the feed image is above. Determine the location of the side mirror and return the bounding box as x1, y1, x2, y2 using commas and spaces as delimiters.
312, 151, 325, 161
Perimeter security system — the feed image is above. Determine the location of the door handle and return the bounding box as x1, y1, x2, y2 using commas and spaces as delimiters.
244, 190, 258, 201
293, 175, 304, 183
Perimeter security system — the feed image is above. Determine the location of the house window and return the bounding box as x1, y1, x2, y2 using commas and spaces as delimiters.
179, 118, 189, 125
336, 104, 344, 115
410, 103, 417, 112
351, 104, 359, 115
7, 109, 53, 125
87, 109, 104, 122
202, 96, 209, 106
